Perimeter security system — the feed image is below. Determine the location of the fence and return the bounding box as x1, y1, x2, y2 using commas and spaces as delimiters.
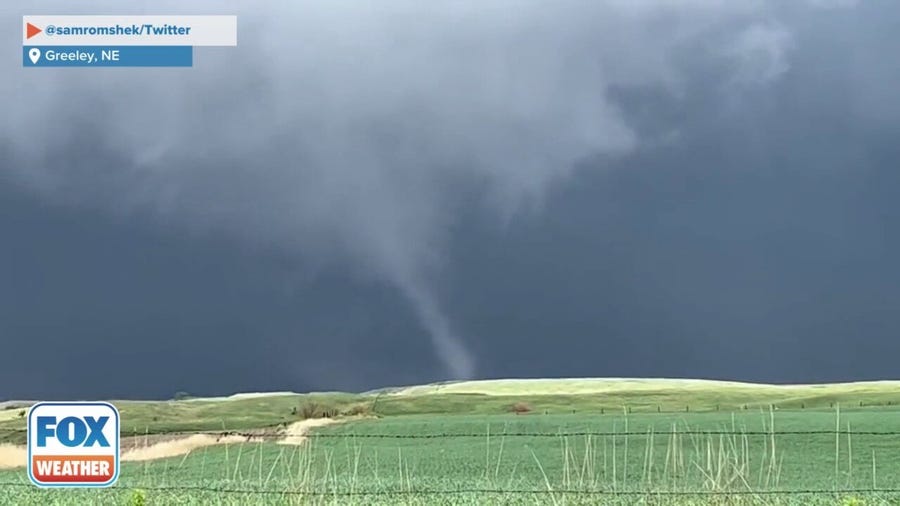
3, 482, 900, 496
5, 427, 900, 437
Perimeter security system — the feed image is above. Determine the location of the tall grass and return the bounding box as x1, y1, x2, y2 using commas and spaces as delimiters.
3, 405, 897, 505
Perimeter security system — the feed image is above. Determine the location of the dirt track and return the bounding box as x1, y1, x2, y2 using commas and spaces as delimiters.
277, 417, 341, 445
0, 418, 344, 469
0, 445, 26, 470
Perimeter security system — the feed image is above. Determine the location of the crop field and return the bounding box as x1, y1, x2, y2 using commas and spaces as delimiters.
2, 380, 900, 505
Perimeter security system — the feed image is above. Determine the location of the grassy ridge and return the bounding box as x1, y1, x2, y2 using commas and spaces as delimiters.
4, 379, 900, 443
388, 378, 900, 395
0, 393, 364, 445
370, 378, 900, 417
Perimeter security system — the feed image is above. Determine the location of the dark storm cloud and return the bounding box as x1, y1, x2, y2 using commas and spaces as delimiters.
2, 0, 899, 398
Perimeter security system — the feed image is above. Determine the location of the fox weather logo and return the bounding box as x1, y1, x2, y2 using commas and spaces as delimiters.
27, 402, 120, 487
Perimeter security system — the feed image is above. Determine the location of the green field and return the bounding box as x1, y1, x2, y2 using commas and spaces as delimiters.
3, 379, 900, 505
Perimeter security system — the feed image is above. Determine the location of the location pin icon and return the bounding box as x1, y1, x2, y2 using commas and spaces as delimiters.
28, 48, 41, 64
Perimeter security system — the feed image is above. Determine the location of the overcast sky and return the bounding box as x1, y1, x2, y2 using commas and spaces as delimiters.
3, 1, 900, 399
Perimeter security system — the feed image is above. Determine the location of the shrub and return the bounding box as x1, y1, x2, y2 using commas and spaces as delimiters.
508, 402, 532, 414
296, 401, 339, 419
340, 403, 372, 417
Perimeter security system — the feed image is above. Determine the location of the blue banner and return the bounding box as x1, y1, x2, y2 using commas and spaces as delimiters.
23, 46, 192, 67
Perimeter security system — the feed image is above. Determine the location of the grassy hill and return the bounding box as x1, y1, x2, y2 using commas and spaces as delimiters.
388, 377, 900, 398
4, 378, 900, 443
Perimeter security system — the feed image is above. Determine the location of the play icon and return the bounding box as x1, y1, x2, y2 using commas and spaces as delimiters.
26, 22, 42, 39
